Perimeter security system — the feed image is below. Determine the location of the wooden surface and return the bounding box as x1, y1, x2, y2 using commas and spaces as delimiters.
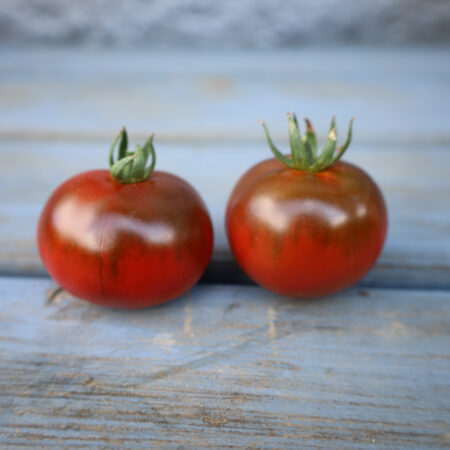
1, 48, 450, 447
2, 48, 450, 141
1, 48, 450, 289
1, 141, 450, 290
1, 277, 449, 448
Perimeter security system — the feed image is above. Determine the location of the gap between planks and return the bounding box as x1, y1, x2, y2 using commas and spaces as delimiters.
1, 129, 450, 146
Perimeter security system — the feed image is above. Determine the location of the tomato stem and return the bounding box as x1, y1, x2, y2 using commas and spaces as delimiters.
261, 114, 354, 172
109, 128, 156, 184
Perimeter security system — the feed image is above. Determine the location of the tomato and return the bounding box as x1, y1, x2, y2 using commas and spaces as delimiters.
226, 115, 387, 298
38, 130, 213, 309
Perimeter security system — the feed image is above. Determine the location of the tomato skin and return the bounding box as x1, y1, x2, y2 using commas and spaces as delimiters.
38, 170, 213, 309
226, 159, 387, 297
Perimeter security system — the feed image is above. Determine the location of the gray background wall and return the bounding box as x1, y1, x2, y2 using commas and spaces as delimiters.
1, 0, 450, 48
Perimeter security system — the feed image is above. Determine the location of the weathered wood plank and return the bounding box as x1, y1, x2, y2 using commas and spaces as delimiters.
0, 277, 449, 448
1, 48, 450, 143
1, 141, 449, 289
1, 48, 450, 287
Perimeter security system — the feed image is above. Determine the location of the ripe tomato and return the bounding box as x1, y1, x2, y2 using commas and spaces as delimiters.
226, 115, 387, 298
38, 129, 213, 309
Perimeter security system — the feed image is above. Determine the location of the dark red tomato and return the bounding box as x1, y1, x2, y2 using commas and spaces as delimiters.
226, 115, 387, 298
38, 130, 213, 309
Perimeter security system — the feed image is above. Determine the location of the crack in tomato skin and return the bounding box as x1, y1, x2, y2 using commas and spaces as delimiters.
226, 159, 388, 298
37, 169, 213, 309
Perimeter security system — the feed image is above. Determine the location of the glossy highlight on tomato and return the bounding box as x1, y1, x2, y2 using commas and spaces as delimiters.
38, 130, 213, 309
226, 115, 387, 298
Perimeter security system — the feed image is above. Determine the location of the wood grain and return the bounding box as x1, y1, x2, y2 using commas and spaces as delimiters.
0, 277, 449, 448
1, 47, 449, 448
1, 48, 450, 287
1, 48, 450, 143
1, 140, 449, 289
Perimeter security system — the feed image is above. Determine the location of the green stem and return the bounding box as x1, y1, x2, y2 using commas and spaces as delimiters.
260, 120, 294, 169
260, 114, 354, 173
288, 113, 308, 167
303, 118, 317, 159
109, 129, 156, 184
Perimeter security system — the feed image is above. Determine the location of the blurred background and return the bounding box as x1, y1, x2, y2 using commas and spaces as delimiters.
1, 0, 450, 47
1, 0, 450, 286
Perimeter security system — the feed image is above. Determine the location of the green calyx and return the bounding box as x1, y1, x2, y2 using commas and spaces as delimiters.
109, 127, 156, 184
260, 113, 354, 172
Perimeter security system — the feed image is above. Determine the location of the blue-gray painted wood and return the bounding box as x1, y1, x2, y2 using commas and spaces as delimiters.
1, 47, 449, 448
1, 48, 450, 143
1, 140, 449, 289
1, 48, 450, 287
0, 277, 449, 448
